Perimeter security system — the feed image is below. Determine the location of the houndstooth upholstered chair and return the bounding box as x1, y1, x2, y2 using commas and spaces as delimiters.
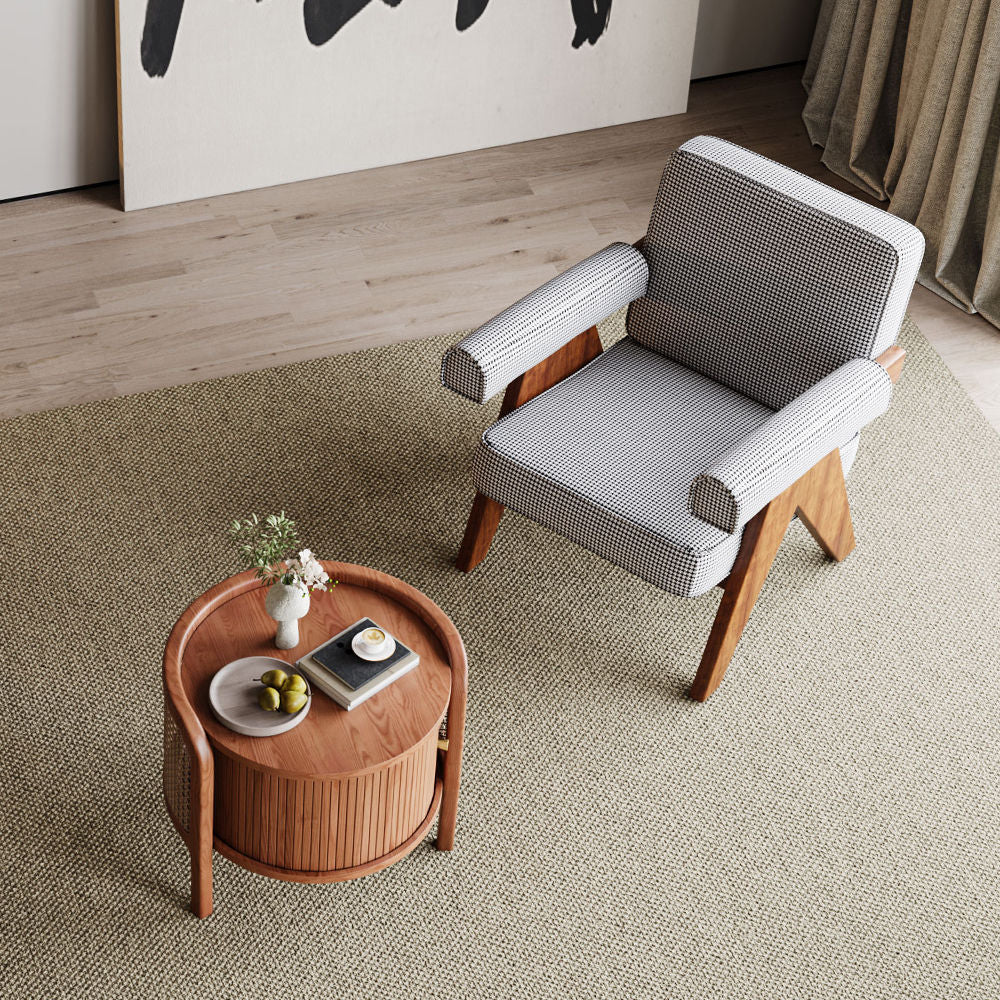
441, 136, 924, 700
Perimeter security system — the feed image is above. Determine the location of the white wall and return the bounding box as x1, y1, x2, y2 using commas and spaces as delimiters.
0, 1, 118, 200
691, 0, 821, 79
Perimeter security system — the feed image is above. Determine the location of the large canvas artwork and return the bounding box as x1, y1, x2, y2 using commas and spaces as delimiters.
116, 1, 698, 210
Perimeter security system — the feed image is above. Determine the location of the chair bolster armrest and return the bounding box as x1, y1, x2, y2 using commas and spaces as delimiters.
440, 242, 649, 403
689, 358, 894, 534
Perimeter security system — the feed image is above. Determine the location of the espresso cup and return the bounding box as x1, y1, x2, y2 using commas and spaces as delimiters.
357, 626, 389, 655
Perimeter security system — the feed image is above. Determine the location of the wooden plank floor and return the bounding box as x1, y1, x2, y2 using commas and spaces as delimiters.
2, 64, 998, 427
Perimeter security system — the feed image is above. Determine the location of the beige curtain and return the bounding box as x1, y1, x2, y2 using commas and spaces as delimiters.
803, 0, 1000, 328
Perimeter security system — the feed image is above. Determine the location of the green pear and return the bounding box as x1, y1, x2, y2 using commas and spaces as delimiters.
282, 674, 307, 695
281, 689, 308, 714
260, 668, 288, 689
258, 686, 281, 712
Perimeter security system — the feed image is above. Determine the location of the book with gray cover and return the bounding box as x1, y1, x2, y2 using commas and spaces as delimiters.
296, 618, 419, 710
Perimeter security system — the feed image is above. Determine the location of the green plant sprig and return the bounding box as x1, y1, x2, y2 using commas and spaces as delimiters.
229, 511, 302, 586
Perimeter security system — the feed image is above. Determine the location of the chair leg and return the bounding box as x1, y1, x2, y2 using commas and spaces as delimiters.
795, 451, 856, 562
690, 449, 856, 701
690, 490, 798, 702
456, 492, 504, 572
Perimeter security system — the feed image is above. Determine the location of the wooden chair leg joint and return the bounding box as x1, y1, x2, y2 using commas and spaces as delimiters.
794, 452, 855, 562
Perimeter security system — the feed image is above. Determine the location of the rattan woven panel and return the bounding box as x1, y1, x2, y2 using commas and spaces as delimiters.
163, 706, 192, 836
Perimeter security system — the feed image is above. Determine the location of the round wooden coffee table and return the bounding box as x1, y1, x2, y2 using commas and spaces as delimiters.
162, 562, 467, 918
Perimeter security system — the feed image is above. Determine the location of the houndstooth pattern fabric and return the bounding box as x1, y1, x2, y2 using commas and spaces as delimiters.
628, 135, 924, 410
472, 338, 775, 598
689, 359, 893, 534
441, 242, 649, 403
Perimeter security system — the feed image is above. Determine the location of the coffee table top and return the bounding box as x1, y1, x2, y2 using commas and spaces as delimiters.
164, 562, 463, 779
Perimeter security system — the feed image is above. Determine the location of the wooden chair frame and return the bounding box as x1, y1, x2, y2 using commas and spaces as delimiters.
455, 329, 905, 701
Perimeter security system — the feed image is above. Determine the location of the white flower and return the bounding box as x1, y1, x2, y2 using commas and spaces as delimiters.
287, 548, 330, 591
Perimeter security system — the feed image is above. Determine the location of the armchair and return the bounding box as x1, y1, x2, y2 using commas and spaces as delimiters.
441, 136, 924, 700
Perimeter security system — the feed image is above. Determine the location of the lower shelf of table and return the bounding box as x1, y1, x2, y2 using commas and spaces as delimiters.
212, 779, 443, 883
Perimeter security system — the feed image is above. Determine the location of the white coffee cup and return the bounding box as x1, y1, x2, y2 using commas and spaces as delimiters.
356, 626, 390, 655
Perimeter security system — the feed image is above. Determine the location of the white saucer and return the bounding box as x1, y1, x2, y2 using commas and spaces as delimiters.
208, 656, 311, 737
351, 632, 396, 662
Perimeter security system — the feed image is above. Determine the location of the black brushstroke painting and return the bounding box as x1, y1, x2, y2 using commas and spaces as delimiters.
570, 0, 612, 49
455, 0, 490, 32
141, 0, 186, 78
141, 0, 613, 78
304, 0, 402, 47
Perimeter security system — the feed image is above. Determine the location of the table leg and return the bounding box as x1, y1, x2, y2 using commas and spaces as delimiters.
191, 847, 212, 918
437, 669, 466, 851
189, 749, 214, 917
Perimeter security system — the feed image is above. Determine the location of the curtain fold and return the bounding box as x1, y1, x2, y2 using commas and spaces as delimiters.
803, 0, 1000, 328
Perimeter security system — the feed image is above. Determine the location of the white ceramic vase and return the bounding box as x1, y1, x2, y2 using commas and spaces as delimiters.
264, 581, 310, 649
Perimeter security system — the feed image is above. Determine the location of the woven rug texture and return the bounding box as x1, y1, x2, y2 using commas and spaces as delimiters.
1, 315, 998, 999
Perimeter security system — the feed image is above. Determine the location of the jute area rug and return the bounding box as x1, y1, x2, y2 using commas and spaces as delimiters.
2, 316, 998, 999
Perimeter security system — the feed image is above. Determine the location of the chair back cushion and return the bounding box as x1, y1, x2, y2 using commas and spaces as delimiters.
628, 136, 924, 410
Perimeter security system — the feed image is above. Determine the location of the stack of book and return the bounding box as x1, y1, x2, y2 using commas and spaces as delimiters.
297, 618, 419, 711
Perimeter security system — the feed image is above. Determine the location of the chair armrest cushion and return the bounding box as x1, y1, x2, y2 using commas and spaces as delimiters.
440, 242, 649, 403
689, 358, 894, 533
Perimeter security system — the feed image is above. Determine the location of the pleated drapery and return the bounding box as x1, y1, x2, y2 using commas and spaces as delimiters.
803, 0, 1000, 328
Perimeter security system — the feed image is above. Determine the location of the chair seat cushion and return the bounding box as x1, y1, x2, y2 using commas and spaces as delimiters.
472, 337, 774, 597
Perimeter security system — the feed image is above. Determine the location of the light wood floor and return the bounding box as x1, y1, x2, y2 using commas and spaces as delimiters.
2, 64, 998, 427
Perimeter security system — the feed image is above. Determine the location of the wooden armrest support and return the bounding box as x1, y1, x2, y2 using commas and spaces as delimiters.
458, 325, 604, 572
498, 325, 603, 416
877, 345, 906, 383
